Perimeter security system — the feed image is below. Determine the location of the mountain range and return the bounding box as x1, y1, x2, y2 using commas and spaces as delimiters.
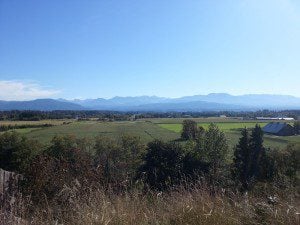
0, 99, 84, 111
0, 93, 300, 111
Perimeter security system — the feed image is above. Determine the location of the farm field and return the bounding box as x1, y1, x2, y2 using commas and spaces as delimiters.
155, 119, 299, 149
140, 117, 246, 124
23, 121, 179, 144
0, 119, 73, 126
1, 118, 299, 150
157, 122, 269, 133
140, 117, 285, 124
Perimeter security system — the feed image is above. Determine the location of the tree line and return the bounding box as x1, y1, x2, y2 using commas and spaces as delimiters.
1, 109, 299, 121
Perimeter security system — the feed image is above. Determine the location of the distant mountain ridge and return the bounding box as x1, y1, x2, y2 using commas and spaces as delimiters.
64, 93, 300, 110
171, 93, 300, 108
0, 99, 84, 111
0, 94, 300, 111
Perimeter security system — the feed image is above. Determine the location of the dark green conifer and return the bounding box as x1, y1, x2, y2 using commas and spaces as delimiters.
232, 128, 251, 190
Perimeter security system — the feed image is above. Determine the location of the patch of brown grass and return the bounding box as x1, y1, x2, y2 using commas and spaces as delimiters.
2, 184, 299, 225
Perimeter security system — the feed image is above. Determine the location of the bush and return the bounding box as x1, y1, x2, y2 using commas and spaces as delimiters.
267, 144, 300, 187
0, 132, 40, 173
138, 140, 185, 190
94, 135, 145, 186
23, 135, 100, 203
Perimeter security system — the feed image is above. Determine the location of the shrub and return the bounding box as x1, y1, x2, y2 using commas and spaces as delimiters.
0, 132, 40, 173
93, 135, 146, 187
138, 140, 185, 190
23, 135, 100, 203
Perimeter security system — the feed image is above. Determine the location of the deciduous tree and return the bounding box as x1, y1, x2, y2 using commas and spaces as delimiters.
181, 120, 200, 140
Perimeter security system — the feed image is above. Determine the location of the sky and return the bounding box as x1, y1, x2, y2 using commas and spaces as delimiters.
0, 0, 300, 100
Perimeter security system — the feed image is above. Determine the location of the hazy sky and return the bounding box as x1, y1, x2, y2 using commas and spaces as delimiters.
0, 0, 299, 100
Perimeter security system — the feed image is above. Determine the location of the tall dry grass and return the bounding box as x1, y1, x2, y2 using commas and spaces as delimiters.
1, 183, 299, 225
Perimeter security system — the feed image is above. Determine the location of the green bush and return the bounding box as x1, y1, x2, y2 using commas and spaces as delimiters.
138, 140, 185, 190
0, 131, 40, 173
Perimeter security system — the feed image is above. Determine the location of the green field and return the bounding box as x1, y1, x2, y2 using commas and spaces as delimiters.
140, 117, 246, 124
2, 118, 299, 150
22, 121, 179, 144
156, 121, 300, 149
157, 122, 269, 133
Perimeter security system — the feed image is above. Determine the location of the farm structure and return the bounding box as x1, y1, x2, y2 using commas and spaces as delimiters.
256, 117, 295, 121
262, 122, 295, 136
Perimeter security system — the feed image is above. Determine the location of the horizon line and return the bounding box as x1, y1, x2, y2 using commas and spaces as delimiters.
1, 92, 300, 102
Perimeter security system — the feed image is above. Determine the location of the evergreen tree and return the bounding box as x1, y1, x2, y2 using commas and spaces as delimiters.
249, 124, 267, 181
233, 125, 276, 189
257, 146, 271, 182
232, 128, 251, 190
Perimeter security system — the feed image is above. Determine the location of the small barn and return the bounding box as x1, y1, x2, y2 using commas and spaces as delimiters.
262, 122, 295, 136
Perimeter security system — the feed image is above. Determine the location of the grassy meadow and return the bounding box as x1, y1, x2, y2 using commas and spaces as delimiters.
22, 120, 179, 144
157, 122, 269, 133
155, 119, 299, 149
1, 117, 299, 149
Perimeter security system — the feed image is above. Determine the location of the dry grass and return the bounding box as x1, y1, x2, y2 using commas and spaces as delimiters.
0, 119, 74, 126
1, 184, 299, 225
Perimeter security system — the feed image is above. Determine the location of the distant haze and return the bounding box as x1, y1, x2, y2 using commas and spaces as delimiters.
0, 93, 300, 111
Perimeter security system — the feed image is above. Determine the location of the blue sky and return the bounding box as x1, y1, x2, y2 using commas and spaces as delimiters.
0, 0, 299, 100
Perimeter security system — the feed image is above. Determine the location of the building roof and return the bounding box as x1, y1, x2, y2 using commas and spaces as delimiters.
256, 117, 295, 121
262, 122, 290, 134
